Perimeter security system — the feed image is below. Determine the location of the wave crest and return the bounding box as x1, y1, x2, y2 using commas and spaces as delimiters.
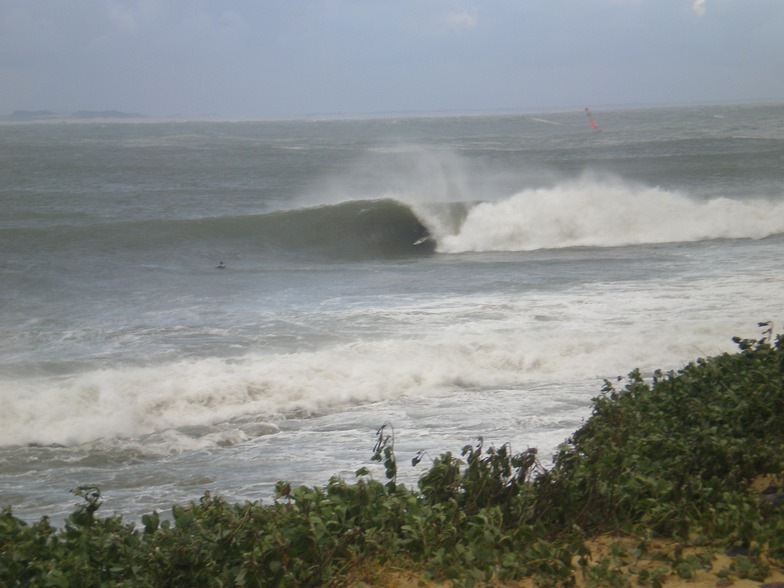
435, 175, 784, 253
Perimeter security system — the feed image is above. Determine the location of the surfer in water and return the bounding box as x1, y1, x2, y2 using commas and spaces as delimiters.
216, 261, 226, 269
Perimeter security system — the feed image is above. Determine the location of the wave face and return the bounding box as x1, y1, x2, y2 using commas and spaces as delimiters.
254, 199, 435, 257
2, 199, 435, 262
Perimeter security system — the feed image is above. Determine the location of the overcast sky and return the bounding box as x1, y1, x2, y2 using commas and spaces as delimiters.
1, 0, 783, 118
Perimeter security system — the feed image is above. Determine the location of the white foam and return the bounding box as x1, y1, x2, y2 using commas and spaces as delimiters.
3, 265, 777, 449
435, 174, 784, 253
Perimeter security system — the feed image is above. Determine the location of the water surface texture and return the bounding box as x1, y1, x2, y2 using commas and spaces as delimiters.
2, 104, 783, 522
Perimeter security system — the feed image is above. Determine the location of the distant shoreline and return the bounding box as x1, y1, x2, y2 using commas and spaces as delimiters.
2, 100, 782, 125
0, 116, 182, 126
0, 110, 167, 125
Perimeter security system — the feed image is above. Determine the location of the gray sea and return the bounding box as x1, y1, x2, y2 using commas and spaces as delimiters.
2, 103, 784, 524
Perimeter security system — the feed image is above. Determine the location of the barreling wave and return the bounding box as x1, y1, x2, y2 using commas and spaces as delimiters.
254, 198, 435, 257
4, 178, 782, 263
2, 199, 435, 261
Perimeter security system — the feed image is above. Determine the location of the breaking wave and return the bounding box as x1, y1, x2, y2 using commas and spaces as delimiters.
429, 175, 784, 253
6, 177, 781, 264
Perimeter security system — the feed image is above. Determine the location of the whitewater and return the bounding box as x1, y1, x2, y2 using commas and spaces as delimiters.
1, 103, 783, 523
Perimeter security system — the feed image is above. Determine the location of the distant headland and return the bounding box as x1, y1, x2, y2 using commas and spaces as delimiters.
1, 110, 147, 122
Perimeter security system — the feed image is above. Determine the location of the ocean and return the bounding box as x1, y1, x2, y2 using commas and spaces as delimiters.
2, 103, 783, 524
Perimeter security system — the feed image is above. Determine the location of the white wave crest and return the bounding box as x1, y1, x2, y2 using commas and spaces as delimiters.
0, 336, 527, 447
437, 175, 784, 253
1, 284, 761, 449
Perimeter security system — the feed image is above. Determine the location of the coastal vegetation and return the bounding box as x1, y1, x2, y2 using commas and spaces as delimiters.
2, 335, 784, 587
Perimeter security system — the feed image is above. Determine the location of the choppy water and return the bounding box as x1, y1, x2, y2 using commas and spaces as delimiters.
2, 103, 784, 523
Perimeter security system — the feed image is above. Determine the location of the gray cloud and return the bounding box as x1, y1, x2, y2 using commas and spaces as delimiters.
1, 0, 782, 117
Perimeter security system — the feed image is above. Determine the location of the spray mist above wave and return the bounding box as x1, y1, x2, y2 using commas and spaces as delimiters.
436, 175, 784, 253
